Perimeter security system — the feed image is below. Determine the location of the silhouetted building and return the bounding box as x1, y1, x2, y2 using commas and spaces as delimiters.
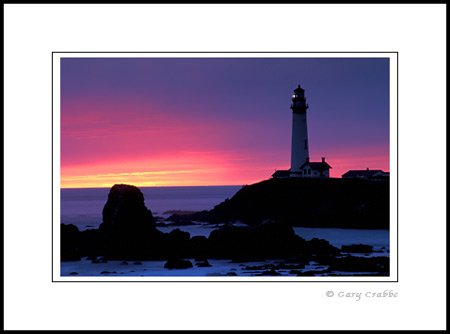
342, 168, 389, 181
271, 169, 291, 179
299, 157, 332, 178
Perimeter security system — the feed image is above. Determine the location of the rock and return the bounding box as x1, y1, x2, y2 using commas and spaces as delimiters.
92, 257, 108, 263
167, 178, 389, 229
306, 238, 341, 256
296, 270, 330, 276
60, 224, 81, 261
164, 259, 193, 269
274, 262, 305, 270
189, 236, 209, 259
341, 244, 374, 253
70, 272, 78, 275
166, 229, 191, 259
311, 254, 335, 265
97, 184, 165, 260
226, 272, 238, 276
133, 261, 142, 265
100, 184, 156, 230
327, 255, 389, 274
207, 220, 309, 259
61, 248, 81, 262
196, 260, 212, 267
257, 269, 282, 276
120, 261, 128, 265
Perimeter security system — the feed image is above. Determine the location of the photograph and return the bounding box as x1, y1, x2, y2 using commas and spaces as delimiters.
55, 53, 396, 281
5, 3, 446, 331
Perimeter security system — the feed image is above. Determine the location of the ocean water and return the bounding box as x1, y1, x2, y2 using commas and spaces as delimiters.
60, 185, 243, 230
60, 186, 390, 277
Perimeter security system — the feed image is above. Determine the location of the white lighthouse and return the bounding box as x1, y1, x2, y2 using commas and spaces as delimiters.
271, 85, 332, 179
290, 85, 310, 177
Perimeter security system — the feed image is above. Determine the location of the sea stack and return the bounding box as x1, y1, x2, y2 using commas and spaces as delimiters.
98, 184, 164, 260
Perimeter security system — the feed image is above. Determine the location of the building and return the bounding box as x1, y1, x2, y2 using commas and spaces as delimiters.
272, 85, 332, 179
271, 170, 291, 179
342, 168, 389, 181
299, 157, 332, 178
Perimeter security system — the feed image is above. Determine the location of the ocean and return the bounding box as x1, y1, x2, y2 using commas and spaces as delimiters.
60, 185, 243, 230
60, 185, 390, 278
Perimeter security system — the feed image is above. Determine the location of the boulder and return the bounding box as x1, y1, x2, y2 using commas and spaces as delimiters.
164, 259, 193, 269
196, 260, 212, 267
60, 223, 81, 261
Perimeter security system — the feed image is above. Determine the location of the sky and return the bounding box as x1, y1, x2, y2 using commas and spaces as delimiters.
60, 56, 390, 188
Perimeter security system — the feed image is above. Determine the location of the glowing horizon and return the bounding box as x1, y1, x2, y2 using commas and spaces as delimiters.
60, 57, 390, 188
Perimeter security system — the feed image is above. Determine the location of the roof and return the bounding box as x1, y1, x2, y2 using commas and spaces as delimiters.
342, 169, 385, 178
271, 170, 291, 178
299, 161, 332, 170
294, 85, 304, 92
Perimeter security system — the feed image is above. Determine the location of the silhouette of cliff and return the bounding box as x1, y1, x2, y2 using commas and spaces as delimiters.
169, 178, 390, 229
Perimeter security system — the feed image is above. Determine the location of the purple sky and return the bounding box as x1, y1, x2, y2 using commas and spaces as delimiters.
60, 56, 390, 187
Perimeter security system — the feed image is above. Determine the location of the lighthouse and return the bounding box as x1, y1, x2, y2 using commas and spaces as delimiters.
290, 85, 310, 176
271, 85, 331, 179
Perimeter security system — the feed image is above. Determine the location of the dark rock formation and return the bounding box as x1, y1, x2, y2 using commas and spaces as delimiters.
305, 238, 341, 256
168, 178, 389, 229
61, 223, 81, 261
165, 228, 191, 259
164, 259, 193, 269
341, 244, 374, 253
196, 260, 212, 267
327, 255, 389, 274
100, 183, 155, 230
97, 184, 165, 260
206, 220, 339, 260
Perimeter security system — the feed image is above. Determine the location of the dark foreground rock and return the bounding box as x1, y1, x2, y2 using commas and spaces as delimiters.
341, 244, 374, 253
328, 255, 389, 274
164, 259, 193, 269
60, 223, 81, 261
206, 221, 341, 260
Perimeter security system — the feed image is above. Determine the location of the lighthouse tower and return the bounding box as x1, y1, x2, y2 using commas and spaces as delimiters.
290, 85, 310, 176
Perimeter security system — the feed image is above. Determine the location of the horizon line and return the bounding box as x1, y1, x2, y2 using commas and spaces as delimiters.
60, 184, 247, 190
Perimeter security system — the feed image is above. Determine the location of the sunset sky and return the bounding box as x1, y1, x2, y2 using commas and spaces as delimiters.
60, 56, 390, 188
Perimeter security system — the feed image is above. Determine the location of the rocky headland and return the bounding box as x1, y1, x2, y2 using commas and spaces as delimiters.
168, 177, 389, 229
